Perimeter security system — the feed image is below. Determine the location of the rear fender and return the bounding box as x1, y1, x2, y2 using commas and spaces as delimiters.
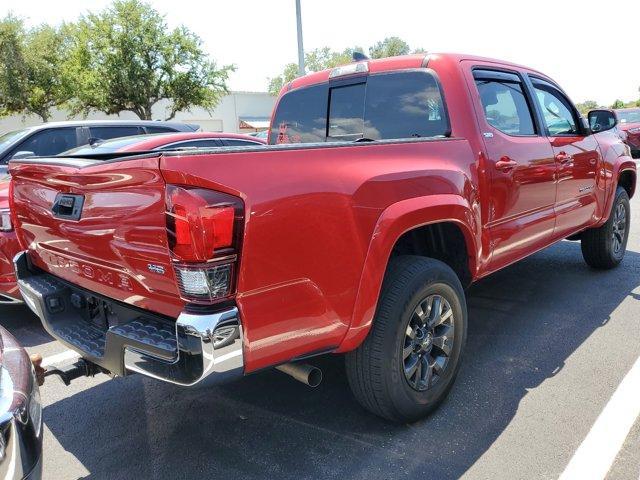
336, 194, 478, 352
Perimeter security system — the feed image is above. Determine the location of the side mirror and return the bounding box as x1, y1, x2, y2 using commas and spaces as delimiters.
11, 151, 35, 160
588, 109, 618, 133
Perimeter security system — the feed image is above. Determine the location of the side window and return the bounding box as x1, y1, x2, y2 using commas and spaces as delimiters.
12, 128, 78, 157
145, 126, 176, 134
364, 71, 448, 139
222, 139, 262, 147
89, 126, 142, 141
531, 81, 578, 136
474, 71, 535, 135
157, 139, 221, 150
327, 83, 365, 140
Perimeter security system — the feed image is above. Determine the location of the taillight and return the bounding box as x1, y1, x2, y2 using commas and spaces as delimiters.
0, 209, 11, 232
2, 180, 14, 232
165, 185, 243, 304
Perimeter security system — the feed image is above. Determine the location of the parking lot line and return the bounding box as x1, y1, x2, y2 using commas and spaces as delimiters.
558, 355, 640, 480
41, 349, 80, 367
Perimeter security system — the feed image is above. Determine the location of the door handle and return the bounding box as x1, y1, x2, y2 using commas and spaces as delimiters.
495, 157, 517, 171
555, 152, 572, 164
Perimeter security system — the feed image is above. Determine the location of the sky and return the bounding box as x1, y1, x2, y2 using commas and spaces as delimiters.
4, 0, 640, 106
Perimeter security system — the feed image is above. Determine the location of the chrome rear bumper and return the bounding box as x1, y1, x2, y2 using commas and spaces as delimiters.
14, 251, 244, 387
0, 292, 23, 305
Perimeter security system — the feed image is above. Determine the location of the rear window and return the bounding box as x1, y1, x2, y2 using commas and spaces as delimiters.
270, 70, 448, 144
89, 126, 142, 141
145, 126, 177, 134
61, 135, 157, 155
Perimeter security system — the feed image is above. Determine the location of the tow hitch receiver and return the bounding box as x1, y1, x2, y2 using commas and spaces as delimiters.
30, 354, 103, 386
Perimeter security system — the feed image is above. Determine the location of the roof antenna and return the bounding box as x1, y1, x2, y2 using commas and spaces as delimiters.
352, 51, 369, 62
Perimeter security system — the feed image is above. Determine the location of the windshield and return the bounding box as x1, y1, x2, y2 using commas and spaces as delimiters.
0, 129, 30, 153
616, 109, 640, 124
60, 134, 157, 155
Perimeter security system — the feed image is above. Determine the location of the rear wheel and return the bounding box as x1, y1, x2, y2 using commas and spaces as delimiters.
345, 256, 467, 423
581, 186, 630, 269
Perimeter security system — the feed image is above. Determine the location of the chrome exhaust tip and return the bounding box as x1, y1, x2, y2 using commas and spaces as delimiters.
276, 362, 322, 388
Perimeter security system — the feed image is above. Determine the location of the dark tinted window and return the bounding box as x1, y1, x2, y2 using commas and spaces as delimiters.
531, 81, 578, 136
270, 70, 449, 144
271, 85, 328, 144
145, 126, 176, 134
158, 139, 221, 150
364, 72, 448, 139
475, 76, 535, 135
89, 126, 142, 141
328, 83, 365, 140
222, 139, 262, 146
13, 128, 78, 157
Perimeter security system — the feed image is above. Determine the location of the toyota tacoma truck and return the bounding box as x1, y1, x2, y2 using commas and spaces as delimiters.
8, 53, 637, 423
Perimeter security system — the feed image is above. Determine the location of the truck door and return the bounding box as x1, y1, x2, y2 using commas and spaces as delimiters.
527, 76, 602, 237
467, 67, 557, 271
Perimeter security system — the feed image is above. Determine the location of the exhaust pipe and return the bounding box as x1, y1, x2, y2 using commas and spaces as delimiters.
276, 363, 322, 387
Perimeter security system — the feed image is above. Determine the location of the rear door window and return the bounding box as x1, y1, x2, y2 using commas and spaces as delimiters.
11, 128, 78, 157
89, 126, 143, 141
270, 70, 449, 144
473, 70, 536, 136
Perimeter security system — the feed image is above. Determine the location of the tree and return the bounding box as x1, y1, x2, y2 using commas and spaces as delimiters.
369, 36, 410, 59
575, 100, 599, 115
0, 16, 70, 121
611, 99, 625, 109
267, 37, 425, 94
267, 46, 363, 96
65, 0, 234, 120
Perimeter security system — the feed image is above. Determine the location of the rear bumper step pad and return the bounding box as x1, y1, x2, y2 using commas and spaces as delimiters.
14, 251, 244, 386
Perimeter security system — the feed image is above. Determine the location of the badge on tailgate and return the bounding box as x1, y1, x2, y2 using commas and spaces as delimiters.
52, 193, 85, 220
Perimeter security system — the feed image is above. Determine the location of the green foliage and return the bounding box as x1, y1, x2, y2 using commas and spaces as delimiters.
0, 15, 70, 121
368, 36, 410, 59
267, 46, 364, 96
575, 100, 600, 115
65, 0, 234, 120
267, 36, 428, 95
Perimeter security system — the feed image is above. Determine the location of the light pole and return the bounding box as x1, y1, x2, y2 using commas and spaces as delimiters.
295, 0, 305, 77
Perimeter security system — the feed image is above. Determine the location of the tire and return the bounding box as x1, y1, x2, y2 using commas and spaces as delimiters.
345, 256, 467, 423
581, 186, 631, 269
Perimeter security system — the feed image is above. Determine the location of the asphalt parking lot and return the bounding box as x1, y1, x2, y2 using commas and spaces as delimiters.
2, 193, 639, 480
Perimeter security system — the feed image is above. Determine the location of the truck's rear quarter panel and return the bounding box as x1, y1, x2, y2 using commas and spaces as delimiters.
160, 140, 476, 370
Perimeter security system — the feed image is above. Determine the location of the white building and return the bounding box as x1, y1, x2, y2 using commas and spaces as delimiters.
0, 91, 276, 134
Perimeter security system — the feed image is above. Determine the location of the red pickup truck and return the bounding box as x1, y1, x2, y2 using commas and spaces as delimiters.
9, 53, 636, 422
0, 180, 22, 304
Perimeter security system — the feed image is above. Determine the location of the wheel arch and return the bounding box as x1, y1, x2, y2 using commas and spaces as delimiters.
336, 194, 479, 352
618, 168, 636, 199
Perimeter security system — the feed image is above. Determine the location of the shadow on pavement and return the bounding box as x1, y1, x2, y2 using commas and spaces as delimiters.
0, 303, 53, 348
39, 241, 640, 479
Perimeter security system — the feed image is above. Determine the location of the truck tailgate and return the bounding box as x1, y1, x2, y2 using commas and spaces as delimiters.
10, 155, 183, 318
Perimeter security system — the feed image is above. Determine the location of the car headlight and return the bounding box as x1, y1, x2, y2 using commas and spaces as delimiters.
0, 209, 11, 232
628, 127, 640, 134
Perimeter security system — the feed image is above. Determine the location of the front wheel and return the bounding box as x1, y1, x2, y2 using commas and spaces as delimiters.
345, 256, 467, 423
581, 187, 630, 269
